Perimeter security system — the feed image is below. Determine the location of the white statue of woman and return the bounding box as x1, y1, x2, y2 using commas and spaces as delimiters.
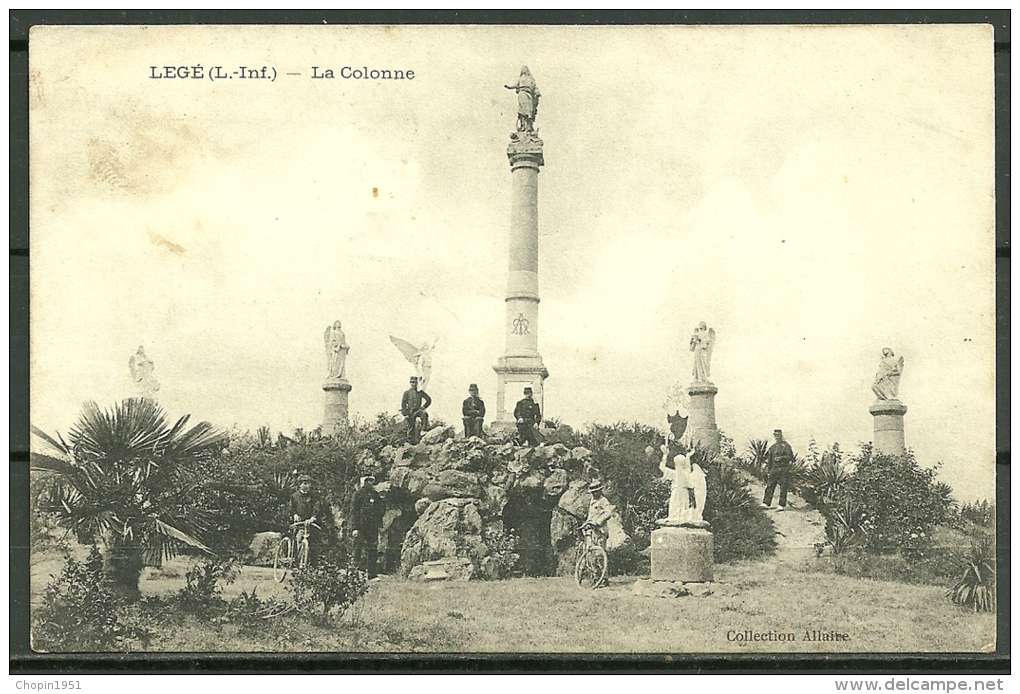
324, 321, 350, 380
872, 347, 904, 400
128, 345, 160, 399
690, 321, 716, 384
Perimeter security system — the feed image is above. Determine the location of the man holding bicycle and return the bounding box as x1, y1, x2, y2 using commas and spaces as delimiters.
288, 473, 324, 559
581, 480, 614, 586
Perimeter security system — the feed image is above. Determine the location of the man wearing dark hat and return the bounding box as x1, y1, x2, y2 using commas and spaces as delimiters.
762, 429, 796, 511
288, 473, 324, 559
401, 376, 432, 444
461, 384, 486, 438
513, 386, 542, 447
350, 475, 384, 578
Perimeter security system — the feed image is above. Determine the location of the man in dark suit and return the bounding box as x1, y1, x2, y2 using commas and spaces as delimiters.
288, 473, 325, 560
461, 383, 486, 438
513, 386, 542, 447
400, 376, 432, 444
762, 429, 796, 511
350, 475, 384, 578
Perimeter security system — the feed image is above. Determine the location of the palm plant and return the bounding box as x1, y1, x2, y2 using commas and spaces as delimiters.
31, 398, 227, 601
742, 439, 770, 482
801, 454, 852, 509
824, 498, 866, 555
948, 535, 995, 613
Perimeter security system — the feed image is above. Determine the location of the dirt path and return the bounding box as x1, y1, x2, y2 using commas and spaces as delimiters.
744, 477, 827, 563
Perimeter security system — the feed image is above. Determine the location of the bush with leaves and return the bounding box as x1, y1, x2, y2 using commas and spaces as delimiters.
33, 546, 150, 652
288, 548, 369, 621
176, 558, 240, 613
481, 525, 521, 579
739, 439, 770, 483
800, 450, 852, 510
947, 535, 995, 613
958, 500, 995, 529
704, 457, 778, 563
835, 445, 953, 557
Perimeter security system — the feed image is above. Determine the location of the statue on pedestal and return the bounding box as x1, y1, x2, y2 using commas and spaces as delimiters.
505, 66, 540, 133
659, 442, 707, 526
128, 345, 160, 399
324, 321, 350, 380
871, 348, 904, 400
689, 322, 716, 384
389, 335, 438, 391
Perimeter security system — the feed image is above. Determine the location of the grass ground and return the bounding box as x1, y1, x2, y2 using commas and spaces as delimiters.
30, 545, 995, 654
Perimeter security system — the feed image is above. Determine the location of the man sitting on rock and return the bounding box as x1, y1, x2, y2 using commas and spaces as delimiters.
513, 386, 542, 446
401, 376, 432, 444
350, 475, 384, 578
461, 383, 486, 438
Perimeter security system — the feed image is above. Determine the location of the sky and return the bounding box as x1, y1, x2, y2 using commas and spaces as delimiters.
29, 24, 996, 501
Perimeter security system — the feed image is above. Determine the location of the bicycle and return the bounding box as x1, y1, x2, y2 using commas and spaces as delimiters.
273, 518, 321, 582
574, 524, 608, 589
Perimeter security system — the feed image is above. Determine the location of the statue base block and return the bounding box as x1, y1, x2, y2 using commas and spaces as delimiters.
651, 525, 714, 582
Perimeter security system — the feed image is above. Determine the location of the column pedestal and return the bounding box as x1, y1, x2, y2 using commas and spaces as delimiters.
322, 379, 352, 436
869, 399, 907, 456
650, 524, 714, 582
687, 382, 720, 456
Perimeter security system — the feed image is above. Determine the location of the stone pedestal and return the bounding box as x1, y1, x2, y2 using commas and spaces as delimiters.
650, 524, 714, 582
322, 379, 352, 436
493, 130, 549, 427
686, 382, 720, 455
869, 399, 907, 456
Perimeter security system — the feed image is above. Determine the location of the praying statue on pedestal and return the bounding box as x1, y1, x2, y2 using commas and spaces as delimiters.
659, 441, 707, 526
689, 321, 716, 384
872, 347, 904, 401
324, 321, 350, 380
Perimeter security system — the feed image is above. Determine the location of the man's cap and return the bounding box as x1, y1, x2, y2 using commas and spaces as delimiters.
409, 376, 418, 381
588, 480, 604, 493
774, 429, 783, 434
297, 473, 313, 483
469, 383, 478, 390
361, 475, 376, 485
523, 386, 533, 393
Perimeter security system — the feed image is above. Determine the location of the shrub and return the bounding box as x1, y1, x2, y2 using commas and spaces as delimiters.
740, 439, 770, 483
837, 445, 952, 557
288, 548, 369, 621
823, 498, 867, 555
176, 557, 239, 613
801, 453, 852, 510
481, 525, 521, 579
947, 535, 995, 613
33, 546, 150, 651
959, 500, 995, 528
704, 458, 778, 563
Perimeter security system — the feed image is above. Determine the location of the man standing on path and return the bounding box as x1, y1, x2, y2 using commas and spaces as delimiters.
350, 475, 384, 578
401, 376, 432, 444
461, 383, 486, 438
762, 428, 796, 512
513, 386, 542, 446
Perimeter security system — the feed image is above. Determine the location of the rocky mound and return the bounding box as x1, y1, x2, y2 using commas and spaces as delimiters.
355, 426, 631, 579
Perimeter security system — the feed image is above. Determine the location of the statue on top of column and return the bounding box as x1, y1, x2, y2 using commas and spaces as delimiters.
505, 66, 540, 133
128, 345, 160, 399
871, 347, 904, 401
324, 321, 350, 381
689, 322, 716, 384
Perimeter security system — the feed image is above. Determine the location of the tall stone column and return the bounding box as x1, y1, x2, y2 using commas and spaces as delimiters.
322, 379, 351, 435
493, 128, 549, 427
870, 399, 907, 455
686, 383, 720, 456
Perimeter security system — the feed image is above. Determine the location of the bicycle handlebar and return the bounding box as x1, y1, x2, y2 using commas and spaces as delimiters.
288, 520, 322, 530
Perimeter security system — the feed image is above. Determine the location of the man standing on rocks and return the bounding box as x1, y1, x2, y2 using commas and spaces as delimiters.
350, 475, 384, 578
461, 383, 486, 438
401, 376, 432, 444
513, 386, 542, 446
762, 428, 796, 512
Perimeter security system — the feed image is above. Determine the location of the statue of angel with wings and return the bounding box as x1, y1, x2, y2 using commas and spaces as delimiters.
128, 345, 160, 399
689, 322, 716, 384
389, 335, 438, 391
324, 321, 349, 380
871, 347, 904, 400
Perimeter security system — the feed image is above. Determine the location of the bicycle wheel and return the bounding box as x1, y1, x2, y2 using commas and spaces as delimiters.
273, 536, 292, 582
296, 538, 310, 570
575, 545, 608, 589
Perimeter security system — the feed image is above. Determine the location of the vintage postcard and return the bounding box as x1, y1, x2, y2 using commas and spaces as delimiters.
24, 22, 999, 659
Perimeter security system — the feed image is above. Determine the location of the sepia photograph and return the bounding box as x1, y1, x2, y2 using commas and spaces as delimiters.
17, 17, 1004, 665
